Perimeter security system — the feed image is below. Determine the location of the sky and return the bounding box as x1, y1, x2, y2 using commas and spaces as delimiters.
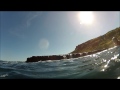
0, 11, 120, 61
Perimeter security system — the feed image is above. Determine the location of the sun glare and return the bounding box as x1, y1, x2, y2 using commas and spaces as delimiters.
78, 11, 94, 25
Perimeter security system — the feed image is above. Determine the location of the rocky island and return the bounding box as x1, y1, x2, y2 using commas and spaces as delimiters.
26, 27, 120, 62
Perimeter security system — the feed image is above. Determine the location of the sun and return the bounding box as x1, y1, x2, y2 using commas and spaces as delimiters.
78, 11, 94, 25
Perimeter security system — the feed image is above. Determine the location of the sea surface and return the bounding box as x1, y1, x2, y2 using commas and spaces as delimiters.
1, 46, 120, 79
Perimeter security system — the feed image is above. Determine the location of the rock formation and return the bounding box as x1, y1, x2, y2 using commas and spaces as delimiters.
71, 27, 120, 54
26, 49, 104, 62
26, 27, 120, 62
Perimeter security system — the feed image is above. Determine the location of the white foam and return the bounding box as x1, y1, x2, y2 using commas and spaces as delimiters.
0, 74, 8, 78
117, 76, 120, 79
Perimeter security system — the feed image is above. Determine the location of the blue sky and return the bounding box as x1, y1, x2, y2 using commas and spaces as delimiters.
0, 11, 120, 61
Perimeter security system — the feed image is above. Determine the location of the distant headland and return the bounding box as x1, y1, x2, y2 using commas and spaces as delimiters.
26, 27, 120, 62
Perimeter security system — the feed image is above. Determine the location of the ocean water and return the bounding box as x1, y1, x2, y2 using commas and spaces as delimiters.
1, 46, 120, 79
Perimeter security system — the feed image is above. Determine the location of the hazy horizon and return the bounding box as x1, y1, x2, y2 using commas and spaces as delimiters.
0, 11, 120, 61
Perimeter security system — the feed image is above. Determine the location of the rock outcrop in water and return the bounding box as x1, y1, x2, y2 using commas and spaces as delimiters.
26, 27, 120, 62
26, 55, 64, 62
26, 49, 105, 62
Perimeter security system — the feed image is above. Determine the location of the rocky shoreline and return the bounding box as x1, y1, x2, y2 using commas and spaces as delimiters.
26, 49, 104, 62
26, 27, 120, 63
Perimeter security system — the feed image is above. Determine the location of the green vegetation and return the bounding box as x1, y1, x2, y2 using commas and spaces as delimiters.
71, 27, 120, 54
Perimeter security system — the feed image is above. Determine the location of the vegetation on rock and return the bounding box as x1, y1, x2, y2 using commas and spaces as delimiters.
71, 27, 120, 54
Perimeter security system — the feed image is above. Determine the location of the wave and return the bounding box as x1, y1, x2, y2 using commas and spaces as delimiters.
0, 46, 120, 79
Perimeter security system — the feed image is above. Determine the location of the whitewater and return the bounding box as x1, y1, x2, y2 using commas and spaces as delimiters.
1, 46, 120, 79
